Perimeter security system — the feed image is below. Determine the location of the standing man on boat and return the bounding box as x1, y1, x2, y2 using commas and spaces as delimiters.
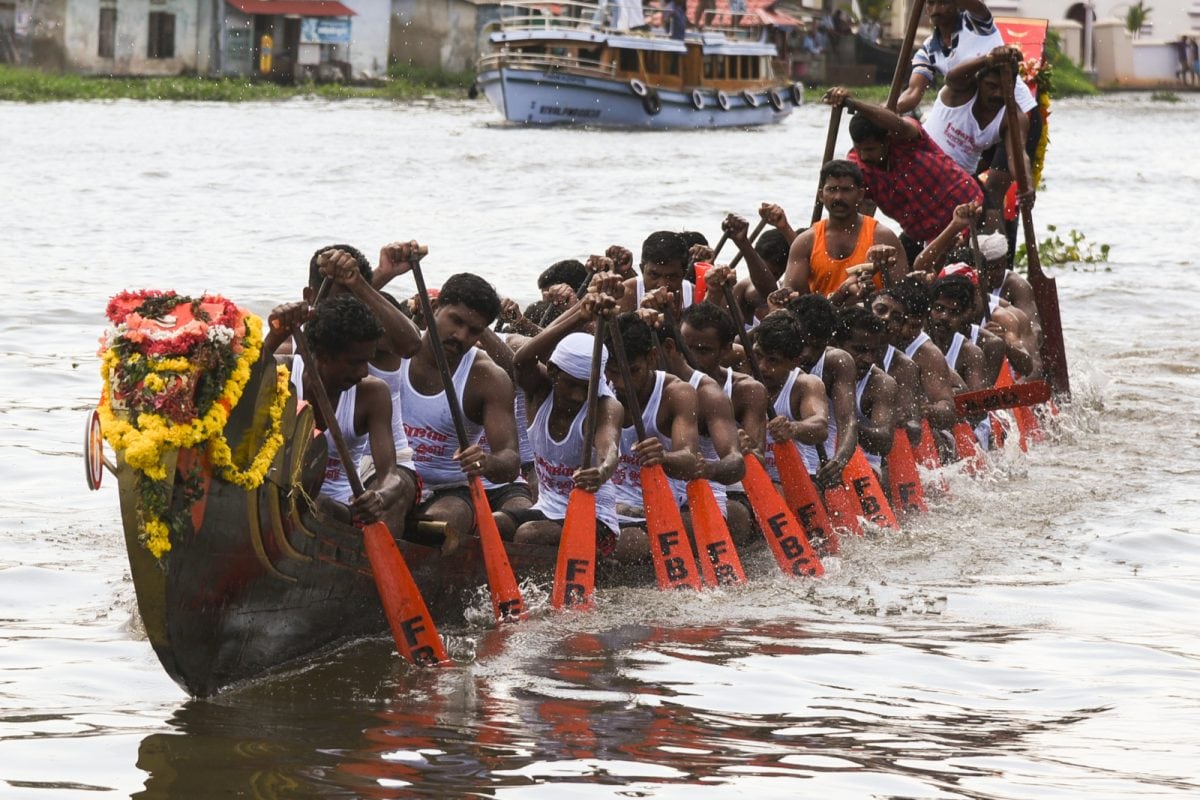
399, 273, 522, 538
827, 87, 985, 265
922, 45, 1033, 217
782, 159, 908, 300
265, 294, 406, 532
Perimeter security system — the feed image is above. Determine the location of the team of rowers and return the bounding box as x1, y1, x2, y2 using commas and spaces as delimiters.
262, 0, 1050, 560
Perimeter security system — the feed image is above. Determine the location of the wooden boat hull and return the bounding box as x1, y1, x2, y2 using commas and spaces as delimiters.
113, 360, 591, 697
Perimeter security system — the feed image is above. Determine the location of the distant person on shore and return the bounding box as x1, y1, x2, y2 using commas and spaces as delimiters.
825, 87, 984, 264
1178, 36, 1197, 86
782, 159, 908, 301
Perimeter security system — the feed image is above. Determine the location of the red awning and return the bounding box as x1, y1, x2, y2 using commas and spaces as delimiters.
226, 0, 356, 17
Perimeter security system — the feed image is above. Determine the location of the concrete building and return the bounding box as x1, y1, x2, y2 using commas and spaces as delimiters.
0, 0, 391, 79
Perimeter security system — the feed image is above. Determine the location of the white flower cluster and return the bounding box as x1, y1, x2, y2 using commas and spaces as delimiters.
99, 323, 127, 351
206, 325, 236, 346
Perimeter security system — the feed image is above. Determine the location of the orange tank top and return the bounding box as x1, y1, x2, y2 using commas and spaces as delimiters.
809, 217, 880, 297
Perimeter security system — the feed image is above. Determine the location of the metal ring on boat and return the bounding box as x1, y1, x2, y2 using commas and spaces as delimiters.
742, 90, 760, 108
642, 87, 662, 116
629, 78, 649, 98
716, 91, 731, 111
84, 407, 104, 490
790, 82, 805, 106
691, 89, 705, 110
767, 88, 785, 111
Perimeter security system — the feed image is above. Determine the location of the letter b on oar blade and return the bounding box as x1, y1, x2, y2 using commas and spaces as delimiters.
766, 512, 823, 577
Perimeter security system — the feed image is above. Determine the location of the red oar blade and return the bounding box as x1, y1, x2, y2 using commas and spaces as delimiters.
844, 448, 899, 530
469, 477, 525, 623
686, 479, 747, 587
954, 380, 1051, 417
641, 464, 702, 591
552, 488, 598, 611
741, 454, 824, 577
362, 522, 449, 666
887, 428, 929, 515
771, 441, 841, 556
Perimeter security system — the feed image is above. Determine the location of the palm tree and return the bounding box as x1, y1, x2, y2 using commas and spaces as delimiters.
1124, 2, 1152, 39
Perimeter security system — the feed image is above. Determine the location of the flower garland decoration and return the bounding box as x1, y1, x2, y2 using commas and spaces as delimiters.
97, 290, 290, 558
1020, 56, 1052, 188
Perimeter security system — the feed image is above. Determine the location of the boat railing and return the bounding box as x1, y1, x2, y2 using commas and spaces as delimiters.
477, 50, 618, 79
490, 0, 768, 42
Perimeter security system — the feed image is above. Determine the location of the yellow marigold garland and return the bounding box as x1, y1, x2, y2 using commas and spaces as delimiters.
207, 363, 291, 491
1032, 89, 1051, 189
98, 302, 289, 558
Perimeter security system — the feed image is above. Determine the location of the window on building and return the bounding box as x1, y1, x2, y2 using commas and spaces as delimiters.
148, 11, 175, 59
98, 6, 116, 58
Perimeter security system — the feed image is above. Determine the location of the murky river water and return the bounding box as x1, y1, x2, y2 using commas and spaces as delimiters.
1, 93, 1198, 798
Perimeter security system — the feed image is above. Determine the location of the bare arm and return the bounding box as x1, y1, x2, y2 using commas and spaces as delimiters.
734, 376, 770, 457
860, 370, 898, 456
818, 351, 861, 485
772, 374, 828, 445
661, 380, 701, 481
782, 228, 816, 294
697, 382, 746, 485
896, 71, 931, 115
460, 358, 521, 484
913, 202, 980, 274
915, 344, 959, 429
827, 87, 920, 141
352, 378, 401, 523
574, 397, 623, 493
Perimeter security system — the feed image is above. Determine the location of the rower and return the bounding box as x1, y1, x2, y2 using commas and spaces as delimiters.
604, 312, 701, 559
501, 288, 624, 553
787, 294, 861, 488
833, 307, 899, 476
647, 299, 751, 543
399, 273, 521, 537
928, 275, 988, 394
265, 294, 405, 533
679, 301, 770, 544
783, 159, 908, 300
751, 312, 830, 485
617, 231, 695, 316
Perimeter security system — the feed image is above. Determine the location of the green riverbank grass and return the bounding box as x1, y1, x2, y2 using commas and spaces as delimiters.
0, 64, 473, 102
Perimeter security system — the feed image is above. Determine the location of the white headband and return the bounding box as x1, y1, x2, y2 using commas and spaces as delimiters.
979, 233, 1009, 262
549, 332, 613, 397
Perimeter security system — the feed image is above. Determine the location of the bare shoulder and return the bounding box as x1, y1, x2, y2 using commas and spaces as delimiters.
469, 350, 514, 398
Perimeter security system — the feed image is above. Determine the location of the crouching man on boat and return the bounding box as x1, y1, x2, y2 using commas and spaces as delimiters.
497, 284, 624, 550
265, 295, 408, 530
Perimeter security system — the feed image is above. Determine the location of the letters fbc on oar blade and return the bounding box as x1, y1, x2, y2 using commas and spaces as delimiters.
552, 488, 597, 611
954, 380, 1051, 416
743, 452, 824, 577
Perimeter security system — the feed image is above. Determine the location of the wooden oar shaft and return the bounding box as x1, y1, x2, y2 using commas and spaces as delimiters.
579, 317, 606, 473
728, 218, 768, 270
720, 283, 764, 384
293, 331, 365, 498
661, 306, 697, 369
811, 105, 844, 225
1000, 68, 1041, 279
607, 321, 649, 443
887, 0, 928, 111
711, 231, 730, 261
409, 261, 472, 449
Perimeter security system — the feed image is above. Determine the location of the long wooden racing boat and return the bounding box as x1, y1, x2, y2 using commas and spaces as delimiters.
96, 356, 586, 696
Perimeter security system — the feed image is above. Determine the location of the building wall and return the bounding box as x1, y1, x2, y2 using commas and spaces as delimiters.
391, 0, 483, 72
63, 0, 212, 75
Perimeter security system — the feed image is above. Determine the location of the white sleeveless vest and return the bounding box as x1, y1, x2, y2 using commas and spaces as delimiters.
803, 351, 839, 472
291, 355, 367, 505
763, 368, 818, 479
528, 390, 619, 533
924, 89, 1006, 172
367, 362, 411, 462
612, 371, 688, 523
400, 347, 482, 489
855, 370, 882, 473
